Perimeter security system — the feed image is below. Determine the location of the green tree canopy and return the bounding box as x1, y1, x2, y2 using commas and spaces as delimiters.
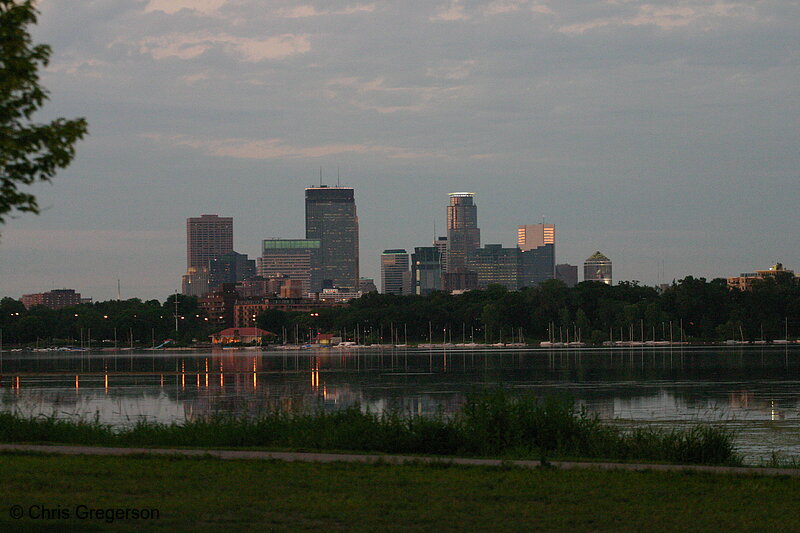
1, 0, 87, 224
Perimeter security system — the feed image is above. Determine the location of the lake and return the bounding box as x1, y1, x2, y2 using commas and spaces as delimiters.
1, 345, 798, 464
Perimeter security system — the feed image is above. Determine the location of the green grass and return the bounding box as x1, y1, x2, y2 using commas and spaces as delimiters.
0, 391, 741, 466
0, 453, 798, 532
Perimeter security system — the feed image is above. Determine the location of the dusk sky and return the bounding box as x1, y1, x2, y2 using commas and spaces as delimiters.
1, 0, 798, 301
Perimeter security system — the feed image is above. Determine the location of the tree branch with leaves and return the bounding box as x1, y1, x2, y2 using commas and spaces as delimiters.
0, 0, 87, 224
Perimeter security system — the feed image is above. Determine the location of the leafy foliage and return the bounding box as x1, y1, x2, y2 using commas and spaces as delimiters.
258, 276, 800, 344
0, 0, 87, 223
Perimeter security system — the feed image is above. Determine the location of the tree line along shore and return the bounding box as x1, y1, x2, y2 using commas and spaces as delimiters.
2, 275, 798, 347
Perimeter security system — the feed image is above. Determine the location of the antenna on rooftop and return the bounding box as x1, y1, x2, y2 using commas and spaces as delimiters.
319, 167, 323, 187
337, 166, 340, 187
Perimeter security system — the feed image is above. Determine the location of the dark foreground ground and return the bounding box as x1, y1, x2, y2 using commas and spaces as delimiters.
1, 452, 799, 532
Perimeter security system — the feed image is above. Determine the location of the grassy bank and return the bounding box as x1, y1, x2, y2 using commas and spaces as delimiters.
0, 392, 740, 466
1, 453, 798, 532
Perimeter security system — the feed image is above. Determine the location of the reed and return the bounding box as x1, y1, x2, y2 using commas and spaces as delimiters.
0, 391, 742, 466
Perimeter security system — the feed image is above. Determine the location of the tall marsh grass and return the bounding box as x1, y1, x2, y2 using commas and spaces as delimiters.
0, 391, 742, 466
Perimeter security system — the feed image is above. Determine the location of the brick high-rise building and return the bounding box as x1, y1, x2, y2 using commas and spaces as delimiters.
186, 214, 233, 270
21, 289, 87, 310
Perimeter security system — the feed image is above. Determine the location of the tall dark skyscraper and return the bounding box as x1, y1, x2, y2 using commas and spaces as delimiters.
446, 192, 480, 272
381, 249, 410, 295
305, 186, 359, 290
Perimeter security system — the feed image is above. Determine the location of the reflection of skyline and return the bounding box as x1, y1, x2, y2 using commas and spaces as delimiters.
0, 348, 798, 427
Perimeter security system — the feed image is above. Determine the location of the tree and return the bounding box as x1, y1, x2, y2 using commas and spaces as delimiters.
1, 0, 87, 224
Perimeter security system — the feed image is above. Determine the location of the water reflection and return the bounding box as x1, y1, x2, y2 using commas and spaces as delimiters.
0, 346, 798, 461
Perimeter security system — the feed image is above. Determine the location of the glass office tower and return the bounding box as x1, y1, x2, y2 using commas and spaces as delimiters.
411, 246, 442, 295
381, 249, 410, 295
305, 186, 359, 290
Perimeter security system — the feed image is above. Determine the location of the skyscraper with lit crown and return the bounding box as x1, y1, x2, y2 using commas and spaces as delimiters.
446, 192, 480, 272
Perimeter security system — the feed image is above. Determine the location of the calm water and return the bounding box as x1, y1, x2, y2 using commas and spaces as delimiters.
1, 346, 798, 464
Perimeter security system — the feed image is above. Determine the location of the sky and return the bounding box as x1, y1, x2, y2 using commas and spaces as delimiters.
1, 0, 798, 302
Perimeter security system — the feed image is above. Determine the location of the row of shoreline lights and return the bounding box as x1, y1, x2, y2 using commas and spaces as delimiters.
12, 312, 212, 321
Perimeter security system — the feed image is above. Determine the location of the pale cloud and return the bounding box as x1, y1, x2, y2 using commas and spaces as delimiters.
142, 133, 445, 159
484, 1, 526, 16
47, 59, 110, 78
437, 0, 552, 19
144, 0, 228, 15
180, 71, 213, 84
278, 3, 376, 18
324, 76, 465, 113
430, 1, 469, 21
426, 60, 476, 80
558, 1, 754, 34
131, 32, 311, 61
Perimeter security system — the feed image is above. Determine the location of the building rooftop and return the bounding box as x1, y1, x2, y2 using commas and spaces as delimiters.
586, 251, 610, 261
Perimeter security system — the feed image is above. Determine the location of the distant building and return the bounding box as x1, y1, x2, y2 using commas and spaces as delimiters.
280, 279, 305, 299
316, 287, 363, 303
411, 246, 442, 295
235, 276, 275, 299
21, 289, 86, 310
519, 246, 554, 287
184, 214, 233, 296
442, 268, 479, 292
181, 266, 211, 297
434, 236, 448, 274
517, 224, 555, 287
555, 264, 578, 287
305, 186, 359, 290
381, 249, 410, 294
210, 327, 272, 345
258, 239, 321, 296
233, 298, 344, 328
466, 245, 521, 290
446, 193, 480, 273
186, 214, 233, 270
517, 224, 554, 251
199, 283, 239, 328
209, 252, 255, 290
727, 263, 798, 291
584, 251, 612, 285
358, 278, 378, 294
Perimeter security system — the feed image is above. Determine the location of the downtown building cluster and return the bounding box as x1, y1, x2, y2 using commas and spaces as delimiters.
382, 192, 614, 296
181, 186, 369, 329
179, 187, 617, 328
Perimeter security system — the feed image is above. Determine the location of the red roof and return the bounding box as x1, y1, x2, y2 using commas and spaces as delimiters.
214, 328, 273, 336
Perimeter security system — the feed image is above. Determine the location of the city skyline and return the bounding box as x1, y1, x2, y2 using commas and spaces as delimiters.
0, 0, 798, 300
